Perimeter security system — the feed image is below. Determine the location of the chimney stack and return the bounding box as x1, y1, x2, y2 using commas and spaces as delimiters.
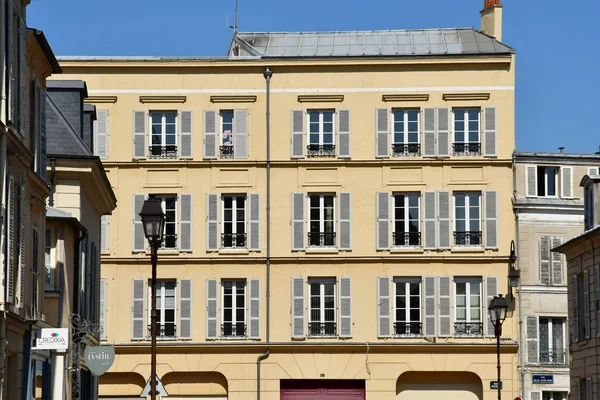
558, 147, 565, 153
480, 0, 503, 41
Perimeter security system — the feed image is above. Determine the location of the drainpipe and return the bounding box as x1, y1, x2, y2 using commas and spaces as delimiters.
263, 67, 272, 343
256, 349, 270, 400
513, 153, 525, 399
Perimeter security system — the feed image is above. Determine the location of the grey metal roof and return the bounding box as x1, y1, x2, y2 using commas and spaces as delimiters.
231, 28, 514, 58
513, 195, 584, 208
46, 206, 73, 219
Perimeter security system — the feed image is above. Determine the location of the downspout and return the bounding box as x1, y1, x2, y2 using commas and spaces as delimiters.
48, 159, 56, 207
74, 229, 87, 317
513, 153, 525, 399
256, 349, 270, 400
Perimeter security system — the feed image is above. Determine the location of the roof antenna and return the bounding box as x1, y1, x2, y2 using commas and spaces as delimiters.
228, 0, 239, 34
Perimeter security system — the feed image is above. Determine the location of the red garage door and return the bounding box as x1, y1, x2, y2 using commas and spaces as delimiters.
280, 380, 365, 400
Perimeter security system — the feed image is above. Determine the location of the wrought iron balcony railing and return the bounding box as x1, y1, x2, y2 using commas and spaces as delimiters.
394, 321, 422, 337
149, 145, 178, 159
454, 322, 483, 337
393, 231, 421, 247
454, 231, 482, 246
147, 323, 176, 340
221, 322, 247, 338
159, 233, 177, 250
308, 232, 336, 248
452, 142, 481, 156
307, 144, 336, 157
392, 143, 420, 157
308, 321, 337, 337
220, 145, 234, 159
539, 350, 567, 365
221, 233, 247, 249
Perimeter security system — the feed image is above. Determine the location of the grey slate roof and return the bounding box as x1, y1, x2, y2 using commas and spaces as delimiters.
46, 206, 73, 219
231, 28, 514, 58
513, 195, 583, 208
45, 91, 92, 157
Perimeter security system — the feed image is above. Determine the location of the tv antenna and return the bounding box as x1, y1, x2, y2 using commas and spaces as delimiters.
227, 0, 239, 34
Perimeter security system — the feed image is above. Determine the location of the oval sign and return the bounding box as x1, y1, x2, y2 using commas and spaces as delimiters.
84, 345, 115, 376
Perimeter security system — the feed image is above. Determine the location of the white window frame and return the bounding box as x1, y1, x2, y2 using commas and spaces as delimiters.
454, 277, 482, 324
538, 317, 566, 365
452, 108, 480, 144
392, 109, 420, 144
149, 111, 178, 147
541, 391, 568, 400
308, 193, 336, 248
147, 280, 177, 339
220, 110, 234, 146
538, 166, 559, 197
221, 279, 247, 338
393, 193, 420, 247
307, 110, 336, 146
154, 195, 177, 250
453, 192, 482, 247
44, 228, 55, 290
221, 194, 247, 249
393, 278, 422, 336
308, 278, 336, 337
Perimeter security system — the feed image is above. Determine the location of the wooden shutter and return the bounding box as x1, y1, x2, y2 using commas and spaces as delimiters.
7, 177, 16, 304
483, 107, 497, 156
423, 107, 436, 157
375, 108, 389, 158
7, 4, 15, 126
436, 107, 450, 157
206, 279, 218, 339
526, 316, 539, 364
131, 279, 146, 340
485, 276, 498, 337
438, 276, 452, 337
291, 193, 305, 251
248, 278, 261, 339
539, 237, 551, 285
32, 228, 39, 319
132, 111, 147, 159
337, 109, 351, 158
526, 165, 537, 197
573, 275, 579, 342
423, 276, 436, 337
203, 110, 217, 159
551, 237, 564, 285
376, 192, 390, 250
585, 269, 591, 339
484, 191, 498, 249
233, 109, 248, 159
178, 279, 192, 339
179, 194, 192, 252
179, 110, 193, 158
339, 277, 352, 338
377, 276, 391, 338
423, 192, 437, 249
206, 193, 219, 251
132, 194, 146, 252
100, 278, 107, 340
248, 193, 261, 251
291, 110, 305, 158
96, 109, 109, 159
561, 166, 573, 198
437, 191, 451, 249
596, 265, 600, 337
18, 185, 27, 308
529, 391, 541, 400
101, 215, 109, 252
338, 193, 351, 250
39, 88, 47, 181
291, 277, 306, 339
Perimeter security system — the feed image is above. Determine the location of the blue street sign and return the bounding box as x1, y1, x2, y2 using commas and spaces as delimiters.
490, 381, 503, 390
532, 375, 554, 384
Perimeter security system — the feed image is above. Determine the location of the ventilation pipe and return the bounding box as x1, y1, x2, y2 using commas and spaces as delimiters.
263, 67, 272, 343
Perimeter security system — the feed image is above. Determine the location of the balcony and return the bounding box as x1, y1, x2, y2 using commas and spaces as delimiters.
221, 322, 247, 339
147, 323, 176, 340
308, 322, 336, 337
221, 233, 247, 249
307, 144, 336, 157
308, 232, 336, 248
393, 232, 421, 247
452, 142, 481, 156
454, 231, 482, 247
149, 145, 177, 159
220, 145, 234, 159
394, 322, 422, 337
392, 143, 420, 157
160, 233, 177, 250
539, 350, 567, 365
454, 322, 483, 337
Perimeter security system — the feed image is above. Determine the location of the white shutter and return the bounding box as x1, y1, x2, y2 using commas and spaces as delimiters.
179, 194, 192, 252
539, 237, 551, 285
573, 275, 579, 342
7, 177, 16, 304
291, 193, 305, 251
338, 277, 352, 338
338, 193, 351, 250
101, 215, 109, 252
233, 109, 248, 159
337, 109, 351, 158
422, 108, 436, 157
290, 110, 305, 158
437, 191, 451, 249
526, 316, 539, 364
485, 277, 498, 337
206, 194, 219, 251
423, 192, 437, 249
585, 270, 591, 339
526, 165, 537, 197
248, 193, 261, 251
96, 109, 109, 159
529, 391, 541, 400
132, 194, 146, 252
131, 279, 146, 340
100, 278, 107, 340
376, 192, 390, 250
291, 277, 306, 339
203, 110, 217, 159
436, 108, 450, 157
18, 18, 28, 137
551, 237, 564, 285
179, 110, 193, 158
588, 167, 599, 176
484, 190, 498, 249
483, 107, 497, 156
423, 277, 436, 337
375, 108, 389, 158
248, 278, 261, 339
132, 111, 147, 159
178, 279, 192, 339
438, 276, 452, 337
206, 279, 218, 339
561, 166, 573, 198
7, 3, 16, 126
377, 276, 391, 338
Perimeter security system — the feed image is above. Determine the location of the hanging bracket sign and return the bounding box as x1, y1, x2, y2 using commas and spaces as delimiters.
84, 345, 115, 376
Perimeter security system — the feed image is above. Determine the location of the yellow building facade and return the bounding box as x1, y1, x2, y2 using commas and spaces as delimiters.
57, 4, 519, 399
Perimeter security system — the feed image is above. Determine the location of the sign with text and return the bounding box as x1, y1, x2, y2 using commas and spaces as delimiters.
490, 381, 503, 390
532, 374, 554, 384
84, 345, 115, 376
35, 328, 69, 350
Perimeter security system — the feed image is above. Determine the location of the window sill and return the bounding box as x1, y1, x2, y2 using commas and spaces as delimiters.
307, 335, 338, 339
156, 249, 180, 256
451, 247, 485, 253
305, 248, 339, 255
218, 249, 250, 255
391, 247, 423, 253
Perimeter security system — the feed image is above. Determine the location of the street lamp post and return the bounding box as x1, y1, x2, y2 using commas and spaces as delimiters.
139, 195, 165, 400
489, 294, 509, 400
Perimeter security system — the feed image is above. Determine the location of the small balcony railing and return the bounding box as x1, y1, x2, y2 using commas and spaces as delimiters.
221, 322, 247, 338
452, 142, 481, 156
539, 350, 567, 365
149, 145, 178, 159
307, 144, 336, 157
308, 232, 336, 248
147, 323, 176, 340
392, 143, 420, 157
454, 231, 482, 247
159, 233, 177, 250
454, 322, 483, 337
394, 322, 422, 337
221, 233, 247, 249
393, 231, 421, 247
308, 322, 337, 337
220, 145, 234, 159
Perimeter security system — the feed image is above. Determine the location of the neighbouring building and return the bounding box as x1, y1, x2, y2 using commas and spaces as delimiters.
57, 1, 519, 399
514, 151, 600, 400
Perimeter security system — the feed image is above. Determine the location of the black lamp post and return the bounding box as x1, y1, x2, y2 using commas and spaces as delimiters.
139, 195, 165, 400
508, 240, 520, 299
489, 294, 509, 400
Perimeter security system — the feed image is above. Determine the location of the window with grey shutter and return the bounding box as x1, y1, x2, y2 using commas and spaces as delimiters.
203, 110, 217, 159
573, 275, 579, 342
587, 378, 593, 400
233, 109, 248, 158
179, 110, 193, 158
423, 276, 436, 337
484, 191, 498, 249
485, 276, 498, 337
206, 193, 219, 251
131, 279, 146, 340
18, 19, 27, 136
248, 278, 261, 339
438, 276, 451, 337
423, 192, 437, 249
206, 279, 218, 339
375, 108, 389, 158
339, 277, 352, 338
526, 316, 539, 364
526, 165, 537, 197
337, 109, 351, 158
483, 107, 497, 156
437, 191, 451, 249
179, 194, 192, 252
561, 166, 573, 198
32, 228, 39, 319
100, 278, 107, 340
132, 194, 146, 252
7, 177, 16, 304
291, 193, 305, 251
178, 279, 192, 339
7, 6, 15, 126
39, 88, 47, 181
18, 185, 27, 308
596, 265, 600, 337
377, 276, 391, 337
436, 107, 450, 157
338, 193, 351, 250
376, 192, 390, 250
132, 111, 147, 159
422, 108, 436, 157
291, 277, 306, 339
248, 193, 261, 251
101, 215, 109, 252
539, 237, 551, 285
551, 237, 564, 285
585, 270, 591, 339
95, 109, 109, 159
291, 110, 305, 158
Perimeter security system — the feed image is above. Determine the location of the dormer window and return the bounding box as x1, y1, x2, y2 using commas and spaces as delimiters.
584, 184, 594, 230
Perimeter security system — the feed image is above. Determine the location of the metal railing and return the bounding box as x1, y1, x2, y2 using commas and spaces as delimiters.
220, 145, 234, 159
394, 322, 422, 337
454, 231, 482, 246
149, 145, 178, 159
539, 350, 567, 365
221, 322, 247, 338
160, 233, 177, 250
393, 231, 421, 247
454, 322, 483, 337
221, 233, 247, 249
147, 323, 176, 340
308, 232, 336, 247
392, 143, 420, 157
307, 144, 336, 157
308, 322, 337, 337
452, 142, 481, 156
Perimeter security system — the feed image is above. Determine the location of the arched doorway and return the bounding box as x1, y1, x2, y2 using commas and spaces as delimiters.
396, 371, 483, 400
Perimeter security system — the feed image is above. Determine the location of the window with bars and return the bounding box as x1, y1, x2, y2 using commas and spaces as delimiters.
538, 317, 566, 365
454, 192, 481, 246
392, 109, 420, 157
150, 111, 177, 158
308, 194, 336, 248
454, 278, 482, 337
308, 278, 336, 337
222, 195, 247, 249
393, 193, 420, 247
221, 279, 246, 338
453, 109, 480, 156
307, 110, 335, 157
393, 278, 422, 336
148, 280, 176, 339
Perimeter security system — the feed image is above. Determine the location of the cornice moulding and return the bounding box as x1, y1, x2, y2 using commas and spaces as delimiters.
210, 95, 257, 103
139, 95, 186, 103
297, 94, 344, 103
443, 93, 490, 101
84, 96, 117, 104
382, 94, 429, 102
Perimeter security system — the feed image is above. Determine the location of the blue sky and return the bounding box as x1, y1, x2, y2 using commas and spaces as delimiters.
28, 0, 599, 154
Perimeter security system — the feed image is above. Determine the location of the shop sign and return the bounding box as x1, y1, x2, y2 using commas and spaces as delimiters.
84, 345, 115, 376
532, 374, 554, 384
35, 328, 69, 350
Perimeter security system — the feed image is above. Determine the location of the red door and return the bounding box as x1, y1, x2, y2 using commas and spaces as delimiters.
280, 380, 365, 400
